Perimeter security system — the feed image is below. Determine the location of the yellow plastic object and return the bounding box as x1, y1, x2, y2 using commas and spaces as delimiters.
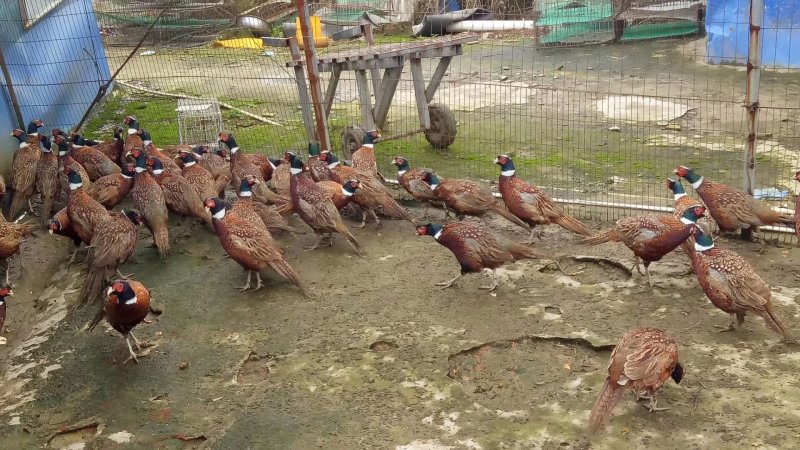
295, 16, 331, 48
212, 37, 264, 49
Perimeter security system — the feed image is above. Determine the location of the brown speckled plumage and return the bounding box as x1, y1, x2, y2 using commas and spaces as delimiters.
316, 181, 356, 211
148, 158, 211, 225
692, 235, 793, 339
588, 327, 682, 433
35, 149, 59, 224
65, 168, 109, 245
129, 150, 170, 256
178, 154, 218, 201
70, 144, 121, 181
393, 158, 438, 204
88, 279, 152, 363
86, 164, 135, 210
9, 133, 42, 219
77, 127, 124, 164
0, 220, 38, 285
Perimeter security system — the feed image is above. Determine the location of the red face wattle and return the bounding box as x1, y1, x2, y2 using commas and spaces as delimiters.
415, 226, 428, 236
694, 206, 706, 217
320, 152, 328, 162
218, 132, 228, 141
112, 282, 124, 293
674, 166, 688, 177
666, 179, 674, 189
205, 198, 216, 209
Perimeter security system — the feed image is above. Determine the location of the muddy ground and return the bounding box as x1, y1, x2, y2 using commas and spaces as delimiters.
1, 195, 800, 449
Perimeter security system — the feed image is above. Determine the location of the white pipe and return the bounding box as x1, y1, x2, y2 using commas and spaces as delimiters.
445, 20, 535, 33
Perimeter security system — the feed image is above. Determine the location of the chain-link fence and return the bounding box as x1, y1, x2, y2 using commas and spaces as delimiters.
2, 0, 799, 239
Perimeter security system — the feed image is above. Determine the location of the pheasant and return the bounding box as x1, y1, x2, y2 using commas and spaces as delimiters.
317, 179, 360, 211
588, 327, 683, 433
351, 130, 382, 179
86, 163, 136, 210
49, 207, 84, 264
177, 151, 218, 201
417, 221, 547, 291
674, 165, 794, 239
8, 122, 43, 219
0, 286, 12, 333
55, 135, 92, 201
124, 118, 181, 174
582, 206, 706, 288
692, 228, 794, 340
88, 279, 152, 364
73, 126, 124, 163
270, 152, 291, 197
128, 148, 170, 256
69, 135, 121, 181
421, 171, 530, 231
218, 132, 289, 206
191, 145, 230, 197
79, 210, 142, 307
307, 143, 332, 182
64, 167, 109, 246
232, 177, 297, 234
319, 151, 413, 228
392, 156, 440, 216
35, 137, 60, 224
146, 157, 211, 226
495, 155, 591, 241
288, 157, 361, 254
666, 178, 718, 237
0, 219, 38, 285
205, 197, 306, 294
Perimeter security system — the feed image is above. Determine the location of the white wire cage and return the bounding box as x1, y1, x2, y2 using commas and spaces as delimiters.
176, 98, 224, 147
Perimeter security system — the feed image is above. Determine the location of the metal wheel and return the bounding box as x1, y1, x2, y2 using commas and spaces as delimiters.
341, 124, 365, 160
424, 104, 457, 149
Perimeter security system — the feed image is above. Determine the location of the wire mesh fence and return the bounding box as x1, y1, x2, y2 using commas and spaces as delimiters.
2, 0, 799, 239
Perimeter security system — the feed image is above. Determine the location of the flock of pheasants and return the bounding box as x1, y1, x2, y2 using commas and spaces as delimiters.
0, 116, 797, 434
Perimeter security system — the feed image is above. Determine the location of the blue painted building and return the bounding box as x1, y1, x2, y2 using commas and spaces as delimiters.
0, 0, 110, 171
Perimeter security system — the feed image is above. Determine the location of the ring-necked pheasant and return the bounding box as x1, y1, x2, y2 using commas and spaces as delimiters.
392, 156, 441, 216
307, 143, 332, 182
588, 327, 683, 433
582, 206, 706, 288
421, 171, 530, 231
317, 179, 360, 211
88, 279, 152, 364
128, 148, 170, 256
218, 132, 289, 206
270, 153, 291, 197
416, 221, 547, 291
35, 135, 60, 224
666, 178, 718, 237
79, 210, 142, 307
674, 165, 794, 239
319, 151, 413, 228
146, 157, 211, 226
232, 177, 296, 234
69, 135, 120, 181
495, 155, 591, 241
72, 126, 124, 164
55, 135, 92, 201
351, 130, 382, 180
64, 167, 109, 247
191, 145, 230, 196
86, 163, 136, 210
205, 197, 306, 294
177, 150, 218, 202
9, 122, 43, 219
692, 228, 794, 340
124, 118, 181, 174
49, 207, 84, 264
287, 157, 361, 254
0, 218, 38, 285
0, 285, 12, 333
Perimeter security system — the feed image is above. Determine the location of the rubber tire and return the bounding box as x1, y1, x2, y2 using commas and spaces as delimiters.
341, 124, 366, 160
424, 104, 457, 149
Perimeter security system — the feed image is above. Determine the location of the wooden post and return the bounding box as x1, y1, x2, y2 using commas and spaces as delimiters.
0, 46, 23, 128
362, 23, 383, 110
296, 0, 331, 152
742, 0, 764, 241
289, 38, 316, 144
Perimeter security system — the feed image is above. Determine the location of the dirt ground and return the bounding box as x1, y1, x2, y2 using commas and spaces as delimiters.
1, 192, 800, 449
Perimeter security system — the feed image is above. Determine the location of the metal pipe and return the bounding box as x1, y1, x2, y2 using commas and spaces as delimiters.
0, 45, 24, 128
742, 0, 764, 240
295, 0, 332, 152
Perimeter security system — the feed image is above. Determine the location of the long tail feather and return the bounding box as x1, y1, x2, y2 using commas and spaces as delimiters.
762, 306, 794, 340
267, 259, 305, 294
79, 265, 106, 306
150, 222, 170, 257
255, 183, 290, 206
40, 194, 54, 225
489, 203, 530, 230
581, 229, 618, 245
378, 196, 414, 222
588, 379, 625, 434
334, 219, 361, 252
8, 186, 32, 220
87, 305, 105, 332
508, 241, 546, 260
553, 214, 592, 236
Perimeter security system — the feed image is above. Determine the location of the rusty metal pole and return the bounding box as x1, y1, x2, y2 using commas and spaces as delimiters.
0, 46, 24, 128
742, 0, 764, 241
295, 0, 332, 152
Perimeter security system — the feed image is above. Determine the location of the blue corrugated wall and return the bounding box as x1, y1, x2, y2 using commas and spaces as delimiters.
0, 0, 110, 171
707, 0, 800, 68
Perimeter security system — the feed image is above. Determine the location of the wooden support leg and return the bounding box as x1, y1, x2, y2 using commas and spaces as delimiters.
410, 58, 431, 129
373, 67, 403, 129
323, 66, 341, 119
425, 56, 452, 103
290, 38, 317, 143
354, 69, 377, 131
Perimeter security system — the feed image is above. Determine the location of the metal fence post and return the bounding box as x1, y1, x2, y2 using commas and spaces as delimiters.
743, 0, 764, 241
0, 46, 24, 128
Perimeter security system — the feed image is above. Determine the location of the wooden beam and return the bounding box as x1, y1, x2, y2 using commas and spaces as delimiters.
323, 66, 341, 118
296, 0, 331, 151
289, 37, 316, 142
354, 69, 376, 130
362, 24, 383, 110
425, 56, 451, 103
409, 58, 430, 129
373, 67, 403, 129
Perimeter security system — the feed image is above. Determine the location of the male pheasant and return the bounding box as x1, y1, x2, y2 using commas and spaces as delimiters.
128, 148, 170, 256
69, 136, 120, 181
64, 167, 109, 246
147, 157, 211, 226
307, 142, 332, 182
8, 122, 43, 219
86, 163, 136, 210
88, 279, 152, 364
190, 145, 230, 197
666, 178, 718, 237
231, 177, 296, 234
351, 130, 382, 179
588, 327, 683, 433
177, 151, 218, 201
495, 155, 591, 241
392, 156, 440, 216
0, 219, 38, 285
218, 132, 288, 205
35, 136, 60, 224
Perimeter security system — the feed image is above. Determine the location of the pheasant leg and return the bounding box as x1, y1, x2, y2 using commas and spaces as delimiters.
441, 203, 451, 219
369, 209, 381, 229
238, 270, 253, 291
479, 269, 498, 291
123, 336, 139, 364
355, 210, 367, 229
645, 264, 654, 290
630, 257, 644, 276
253, 272, 264, 291
437, 273, 463, 289
116, 269, 134, 280
640, 395, 669, 412
129, 331, 143, 351
304, 234, 328, 251
715, 314, 737, 333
